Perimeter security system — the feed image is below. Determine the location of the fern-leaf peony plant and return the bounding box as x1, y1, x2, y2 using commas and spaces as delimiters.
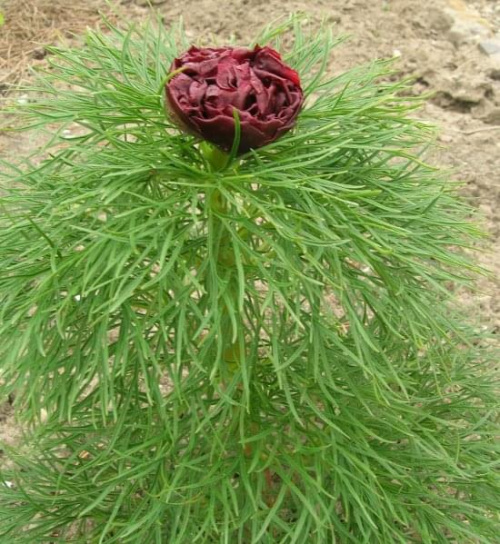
0, 17, 498, 544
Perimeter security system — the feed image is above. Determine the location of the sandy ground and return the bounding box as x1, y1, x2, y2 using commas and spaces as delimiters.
0, 0, 499, 455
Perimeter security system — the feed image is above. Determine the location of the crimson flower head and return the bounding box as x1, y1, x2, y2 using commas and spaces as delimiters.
165, 45, 304, 154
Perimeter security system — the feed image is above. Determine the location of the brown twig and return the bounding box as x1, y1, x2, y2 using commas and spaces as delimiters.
462, 126, 500, 135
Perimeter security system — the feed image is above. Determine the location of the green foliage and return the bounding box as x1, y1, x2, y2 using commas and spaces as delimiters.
0, 16, 499, 544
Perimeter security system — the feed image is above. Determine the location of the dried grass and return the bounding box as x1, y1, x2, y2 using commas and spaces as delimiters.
0, 0, 115, 89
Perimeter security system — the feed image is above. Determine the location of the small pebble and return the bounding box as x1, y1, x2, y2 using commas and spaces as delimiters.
32, 48, 47, 60
479, 40, 500, 56
439, 133, 453, 144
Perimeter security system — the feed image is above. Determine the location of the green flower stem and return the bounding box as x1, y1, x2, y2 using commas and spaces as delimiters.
204, 143, 241, 376
203, 144, 276, 505
202, 142, 231, 172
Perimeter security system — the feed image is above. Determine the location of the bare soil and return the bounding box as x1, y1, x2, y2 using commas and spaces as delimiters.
1, 0, 499, 457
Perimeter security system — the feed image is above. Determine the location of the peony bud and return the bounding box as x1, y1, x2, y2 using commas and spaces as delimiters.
165, 45, 304, 154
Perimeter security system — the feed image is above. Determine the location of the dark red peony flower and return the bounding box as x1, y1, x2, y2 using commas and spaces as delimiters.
165, 45, 304, 154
